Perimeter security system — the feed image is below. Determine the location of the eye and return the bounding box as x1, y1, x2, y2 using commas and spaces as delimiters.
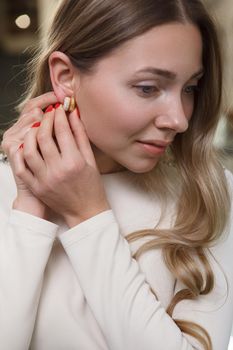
133, 85, 160, 97
184, 85, 200, 95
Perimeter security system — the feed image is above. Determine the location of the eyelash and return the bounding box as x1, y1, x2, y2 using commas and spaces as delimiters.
133, 84, 200, 97
184, 85, 200, 94
133, 85, 159, 97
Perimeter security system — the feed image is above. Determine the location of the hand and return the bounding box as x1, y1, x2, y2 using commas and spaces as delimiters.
15, 103, 111, 227
1, 92, 58, 218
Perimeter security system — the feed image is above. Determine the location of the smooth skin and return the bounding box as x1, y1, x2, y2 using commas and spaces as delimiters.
2, 23, 203, 226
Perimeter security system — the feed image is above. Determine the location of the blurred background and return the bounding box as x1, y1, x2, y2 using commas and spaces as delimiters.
0, 0, 59, 135
0, 0, 232, 348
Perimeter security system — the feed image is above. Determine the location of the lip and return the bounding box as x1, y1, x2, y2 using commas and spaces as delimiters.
138, 139, 172, 147
136, 140, 168, 156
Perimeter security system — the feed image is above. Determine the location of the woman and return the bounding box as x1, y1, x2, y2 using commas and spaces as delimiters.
0, 0, 232, 349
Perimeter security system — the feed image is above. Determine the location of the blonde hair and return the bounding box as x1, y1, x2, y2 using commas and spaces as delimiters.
17, 0, 231, 348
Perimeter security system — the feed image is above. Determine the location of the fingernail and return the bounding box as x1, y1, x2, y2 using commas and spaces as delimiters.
45, 105, 54, 113
54, 103, 61, 109
31, 122, 41, 128
18, 143, 24, 150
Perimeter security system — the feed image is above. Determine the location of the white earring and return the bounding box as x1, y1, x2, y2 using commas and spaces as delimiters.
63, 96, 76, 112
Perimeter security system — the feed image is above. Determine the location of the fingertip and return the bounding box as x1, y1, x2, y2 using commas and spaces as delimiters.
54, 103, 61, 109
45, 105, 54, 113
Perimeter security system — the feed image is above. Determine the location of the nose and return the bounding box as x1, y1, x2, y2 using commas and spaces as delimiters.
154, 96, 189, 133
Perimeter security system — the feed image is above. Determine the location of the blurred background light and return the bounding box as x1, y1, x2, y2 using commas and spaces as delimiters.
15, 14, 31, 30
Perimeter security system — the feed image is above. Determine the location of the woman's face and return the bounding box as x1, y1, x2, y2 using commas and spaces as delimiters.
75, 23, 203, 174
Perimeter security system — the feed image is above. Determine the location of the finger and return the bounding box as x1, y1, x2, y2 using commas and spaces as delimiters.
3, 108, 44, 142
68, 108, 97, 167
22, 92, 58, 114
9, 112, 44, 139
53, 106, 82, 160
14, 147, 35, 187
2, 115, 44, 156
37, 106, 61, 165
23, 127, 45, 177
18, 108, 44, 126
4, 94, 52, 146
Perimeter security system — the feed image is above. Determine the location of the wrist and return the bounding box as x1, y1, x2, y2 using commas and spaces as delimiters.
13, 196, 47, 219
64, 204, 111, 228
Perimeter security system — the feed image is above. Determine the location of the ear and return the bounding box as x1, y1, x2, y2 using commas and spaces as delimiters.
48, 51, 79, 102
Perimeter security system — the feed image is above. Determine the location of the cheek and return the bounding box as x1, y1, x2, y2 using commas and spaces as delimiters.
78, 83, 145, 139
183, 96, 195, 121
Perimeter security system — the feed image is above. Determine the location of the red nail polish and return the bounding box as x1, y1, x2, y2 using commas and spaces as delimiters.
45, 105, 54, 113
54, 103, 61, 109
18, 143, 24, 150
31, 122, 41, 128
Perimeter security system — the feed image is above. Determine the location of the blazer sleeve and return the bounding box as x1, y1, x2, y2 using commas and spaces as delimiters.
0, 210, 58, 350
57, 207, 231, 350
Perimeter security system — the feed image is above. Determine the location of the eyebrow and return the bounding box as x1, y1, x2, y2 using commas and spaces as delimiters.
135, 67, 204, 80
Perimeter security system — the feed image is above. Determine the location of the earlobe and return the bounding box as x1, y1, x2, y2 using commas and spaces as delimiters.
48, 51, 77, 102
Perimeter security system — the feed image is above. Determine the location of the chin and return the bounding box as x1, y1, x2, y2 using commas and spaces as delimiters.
125, 159, 159, 174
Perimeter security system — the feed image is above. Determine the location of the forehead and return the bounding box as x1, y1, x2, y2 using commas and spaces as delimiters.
95, 23, 203, 79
